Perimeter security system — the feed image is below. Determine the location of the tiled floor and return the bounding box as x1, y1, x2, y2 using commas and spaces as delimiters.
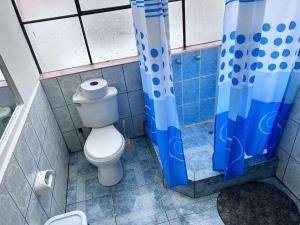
181, 121, 219, 180
66, 136, 300, 225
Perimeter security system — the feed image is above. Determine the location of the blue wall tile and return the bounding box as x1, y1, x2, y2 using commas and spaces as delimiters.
174, 82, 182, 106
57, 74, 82, 105
183, 103, 200, 125
199, 99, 215, 121
182, 50, 201, 80
123, 62, 142, 92
102, 65, 127, 94
182, 79, 199, 104
201, 47, 219, 76
117, 93, 131, 119
177, 106, 183, 126
200, 74, 217, 100
172, 54, 182, 82
128, 90, 145, 116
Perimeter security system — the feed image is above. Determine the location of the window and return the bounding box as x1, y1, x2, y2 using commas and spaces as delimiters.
12, 0, 224, 73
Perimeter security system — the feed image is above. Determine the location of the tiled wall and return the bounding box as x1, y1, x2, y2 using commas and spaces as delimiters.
41, 63, 146, 152
172, 47, 219, 126
276, 89, 300, 199
41, 46, 219, 152
0, 84, 69, 225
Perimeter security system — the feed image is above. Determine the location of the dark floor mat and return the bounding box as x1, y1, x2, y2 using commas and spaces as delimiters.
217, 181, 300, 225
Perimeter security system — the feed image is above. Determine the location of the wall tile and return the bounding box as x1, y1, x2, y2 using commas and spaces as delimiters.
123, 62, 142, 92
68, 104, 83, 129
4, 155, 32, 217
291, 130, 300, 163
63, 130, 82, 152
278, 119, 298, 155
80, 69, 102, 81
289, 89, 300, 123
200, 74, 217, 100
174, 82, 182, 106
183, 103, 200, 125
29, 106, 46, 145
102, 65, 127, 93
199, 98, 215, 121
38, 150, 52, 171
23, 119, 42, 164
41, 78, 66, 108
128, 90, 145, 116
182, 79, 199, 104
283, 157, 300, 199
276, 147, 289, 179
57, 74, 82, 105
172, 54, 182, 82
201, 47, 219, 76
43, 128, 59, 170
118, 93, 131, 119
13, 135, 38, 187
177, 106, 183, 126
53, 106, 75, 132
115, 117, 135, 138
26, 193, 48, 225
0, 182, 25, 225
132, 114, 146, 137
182, 50, 201, 80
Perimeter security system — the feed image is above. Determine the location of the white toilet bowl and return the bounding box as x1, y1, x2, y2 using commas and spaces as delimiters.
84, 125, 125, 186
45, 210, 87, 225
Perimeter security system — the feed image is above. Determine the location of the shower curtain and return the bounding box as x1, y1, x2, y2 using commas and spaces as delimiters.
130, 0, 187, 187
213, 0, 300, 179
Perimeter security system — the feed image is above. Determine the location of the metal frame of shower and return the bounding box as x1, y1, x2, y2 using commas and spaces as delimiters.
11, 0, 187, 74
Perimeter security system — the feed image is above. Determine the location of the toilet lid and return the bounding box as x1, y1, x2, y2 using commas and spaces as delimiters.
85, 125, 124, 161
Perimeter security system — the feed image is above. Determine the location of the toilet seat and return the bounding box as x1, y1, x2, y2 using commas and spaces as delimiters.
84, 125, 125, 163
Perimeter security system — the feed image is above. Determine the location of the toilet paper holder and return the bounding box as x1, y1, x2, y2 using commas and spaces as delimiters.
34, 170, 55, 195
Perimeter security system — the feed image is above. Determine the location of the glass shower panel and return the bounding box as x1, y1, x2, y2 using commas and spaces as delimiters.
169, 1, 183, 49
82, 9, 136, 63
14, 0, 77, 22
25, 18, 90, 72
79, 0, 129, 11
186, 0, 225, 46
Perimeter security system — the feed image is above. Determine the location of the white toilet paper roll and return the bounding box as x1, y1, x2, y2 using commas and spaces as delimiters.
80, 78, 108, 100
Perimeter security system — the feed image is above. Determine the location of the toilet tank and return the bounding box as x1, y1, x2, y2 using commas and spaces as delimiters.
73, 86, 119, 128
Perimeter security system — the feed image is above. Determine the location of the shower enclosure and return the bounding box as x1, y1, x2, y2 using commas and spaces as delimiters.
149, 45, 278, 197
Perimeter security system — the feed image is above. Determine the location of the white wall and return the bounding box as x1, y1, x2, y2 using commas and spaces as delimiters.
0, 0, 40, 181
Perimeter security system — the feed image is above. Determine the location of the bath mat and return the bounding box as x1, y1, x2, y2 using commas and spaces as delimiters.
217, 181, 300, 225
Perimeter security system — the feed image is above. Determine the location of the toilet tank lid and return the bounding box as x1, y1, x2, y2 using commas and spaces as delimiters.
73, 86, 117, 104
44, 210, 87, 225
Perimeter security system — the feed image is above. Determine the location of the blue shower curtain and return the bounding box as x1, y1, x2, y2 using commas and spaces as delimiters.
130, 0, 187, 187
213, 0, 300, 179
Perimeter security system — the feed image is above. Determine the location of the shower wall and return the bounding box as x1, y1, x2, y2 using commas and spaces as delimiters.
172, 47, 219, 126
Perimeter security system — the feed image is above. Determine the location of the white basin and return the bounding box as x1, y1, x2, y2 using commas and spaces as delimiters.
0, 106, 11, 120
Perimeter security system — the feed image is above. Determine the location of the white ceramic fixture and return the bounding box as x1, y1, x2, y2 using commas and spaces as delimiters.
73, 78, 125, 186
44, 210, 87, 225
0, 106, 11, 133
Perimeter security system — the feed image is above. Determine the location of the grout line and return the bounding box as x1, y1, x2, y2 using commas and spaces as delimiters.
282, 124, 300, 179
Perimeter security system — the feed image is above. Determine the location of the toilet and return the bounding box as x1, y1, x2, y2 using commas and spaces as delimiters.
45, 211, 87, 225
73, 78, 125, 186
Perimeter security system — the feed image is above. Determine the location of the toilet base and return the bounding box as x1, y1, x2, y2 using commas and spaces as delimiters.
98, 160, 123, 186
